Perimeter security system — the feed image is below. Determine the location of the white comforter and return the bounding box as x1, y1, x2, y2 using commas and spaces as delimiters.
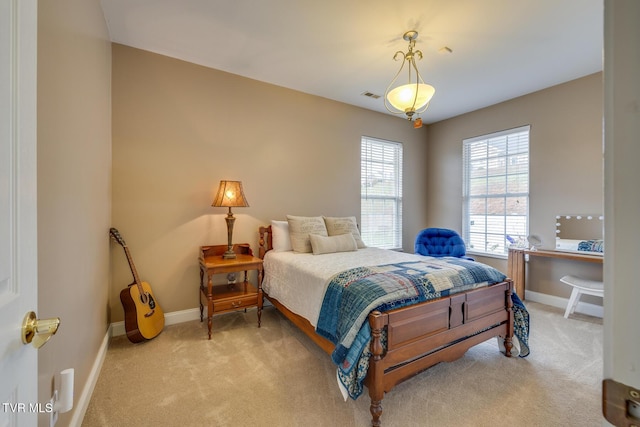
262, 248, 425, 327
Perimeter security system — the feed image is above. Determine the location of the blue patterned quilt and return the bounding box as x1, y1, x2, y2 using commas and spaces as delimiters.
578, 239, 604, 253
315, 257, 529, 399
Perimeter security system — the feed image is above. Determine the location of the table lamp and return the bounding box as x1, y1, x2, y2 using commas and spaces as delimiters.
212, 180, 249, 259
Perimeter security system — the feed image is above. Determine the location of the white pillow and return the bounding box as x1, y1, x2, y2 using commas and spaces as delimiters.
309, 233, 357, 255
270, 220, 292, 252
286, 215, 328, 253
323, 216, 366, 249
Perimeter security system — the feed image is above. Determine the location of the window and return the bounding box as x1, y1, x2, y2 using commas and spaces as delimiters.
361, 137, 403, 249
462, 126, 530, 256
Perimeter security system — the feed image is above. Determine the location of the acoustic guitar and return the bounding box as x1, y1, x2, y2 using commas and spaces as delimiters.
110, 228, 165, 343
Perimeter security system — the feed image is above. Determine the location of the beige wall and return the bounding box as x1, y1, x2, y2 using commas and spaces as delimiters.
111, 44, 429, 322
37, 0, 111, 425
426, 73, 604, 301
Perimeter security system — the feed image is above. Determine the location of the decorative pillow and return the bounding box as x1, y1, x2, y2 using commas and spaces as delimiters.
286, 215, 328, 253
271, 220, 292, 252
323, 216, 366, 249
309, 233, 357, 255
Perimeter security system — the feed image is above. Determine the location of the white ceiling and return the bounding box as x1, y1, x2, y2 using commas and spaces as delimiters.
100, 0, 603, 124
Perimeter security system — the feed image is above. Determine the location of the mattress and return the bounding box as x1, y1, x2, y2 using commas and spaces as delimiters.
262, 248, 424, 327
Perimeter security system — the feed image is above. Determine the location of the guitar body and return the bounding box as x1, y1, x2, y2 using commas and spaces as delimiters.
120, 281, 165, 343
110, 227, 165, 343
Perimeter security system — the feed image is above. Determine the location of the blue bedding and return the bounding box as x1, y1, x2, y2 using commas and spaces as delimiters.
315, 257, 529, 399
578, 239, 604, 253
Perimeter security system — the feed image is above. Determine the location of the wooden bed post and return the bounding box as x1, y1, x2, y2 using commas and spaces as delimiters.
258, 226, 270, 260
368, 310, 385, 427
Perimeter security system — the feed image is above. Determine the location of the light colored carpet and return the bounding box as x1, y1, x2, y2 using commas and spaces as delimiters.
82, 302, 603, 427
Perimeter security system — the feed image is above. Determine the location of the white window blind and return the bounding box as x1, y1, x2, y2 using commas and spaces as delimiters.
361, 137, 403, 249
462, 125, 530, 256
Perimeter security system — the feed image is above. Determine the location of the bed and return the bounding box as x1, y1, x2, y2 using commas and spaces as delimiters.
258, 223, 520, 427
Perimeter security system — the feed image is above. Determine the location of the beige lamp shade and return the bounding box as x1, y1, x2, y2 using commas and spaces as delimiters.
212, 180, 249, 208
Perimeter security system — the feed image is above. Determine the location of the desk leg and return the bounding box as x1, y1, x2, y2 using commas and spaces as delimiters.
508, 249, 526, 300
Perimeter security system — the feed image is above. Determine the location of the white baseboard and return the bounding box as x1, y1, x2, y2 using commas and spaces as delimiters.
525, 289, 603, 318
69, 328, 110, 427
109, 307, 202, 337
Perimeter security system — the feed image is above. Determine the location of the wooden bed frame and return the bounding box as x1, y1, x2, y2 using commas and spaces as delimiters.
258, 225, 514, 427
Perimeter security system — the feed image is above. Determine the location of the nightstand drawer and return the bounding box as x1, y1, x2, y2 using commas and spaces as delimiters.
214, 294, 258, 312
201, 282, 259, 313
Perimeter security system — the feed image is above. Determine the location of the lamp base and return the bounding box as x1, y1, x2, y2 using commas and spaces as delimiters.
222, 249, 236, 260
223, 209, 237, 259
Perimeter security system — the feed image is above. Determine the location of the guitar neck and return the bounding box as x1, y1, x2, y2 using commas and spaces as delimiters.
123, 246, 144, 293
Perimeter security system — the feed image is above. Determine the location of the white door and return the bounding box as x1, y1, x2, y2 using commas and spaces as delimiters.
0, 0, 38, 425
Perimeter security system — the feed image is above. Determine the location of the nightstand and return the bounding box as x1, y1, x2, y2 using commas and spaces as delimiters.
199, 244, 263, 339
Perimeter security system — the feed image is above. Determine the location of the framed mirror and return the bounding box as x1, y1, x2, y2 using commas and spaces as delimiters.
555, 215, 604, 254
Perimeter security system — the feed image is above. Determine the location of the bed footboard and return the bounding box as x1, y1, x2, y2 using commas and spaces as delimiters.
366, 280, 514, 426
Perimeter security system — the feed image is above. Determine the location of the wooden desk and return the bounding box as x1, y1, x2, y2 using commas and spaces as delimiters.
199, 244, 263, 339
508, 248, 603, 299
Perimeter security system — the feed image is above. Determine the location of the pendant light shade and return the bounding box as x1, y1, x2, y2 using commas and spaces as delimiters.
386, 83, 435, 112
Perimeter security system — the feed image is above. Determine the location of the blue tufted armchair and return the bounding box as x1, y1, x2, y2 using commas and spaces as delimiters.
414, 228, 474, 260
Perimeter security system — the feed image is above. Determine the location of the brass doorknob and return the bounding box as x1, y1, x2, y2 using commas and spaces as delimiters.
21, 311, 60, 349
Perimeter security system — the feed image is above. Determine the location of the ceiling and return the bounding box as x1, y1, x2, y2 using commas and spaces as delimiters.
99, 0, 603, 124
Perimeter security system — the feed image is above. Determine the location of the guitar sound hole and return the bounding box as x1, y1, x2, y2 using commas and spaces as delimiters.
139, 292, 156, 309
139, 293, 148, 305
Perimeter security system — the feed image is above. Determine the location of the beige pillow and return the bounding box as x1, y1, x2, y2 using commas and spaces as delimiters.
286, 215, 328, 253
309, 233, 357, 255
270, 220, 292, 252
323, 216, 366, 248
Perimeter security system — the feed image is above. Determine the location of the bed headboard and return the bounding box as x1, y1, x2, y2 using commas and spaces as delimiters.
258, 225, 273, 259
